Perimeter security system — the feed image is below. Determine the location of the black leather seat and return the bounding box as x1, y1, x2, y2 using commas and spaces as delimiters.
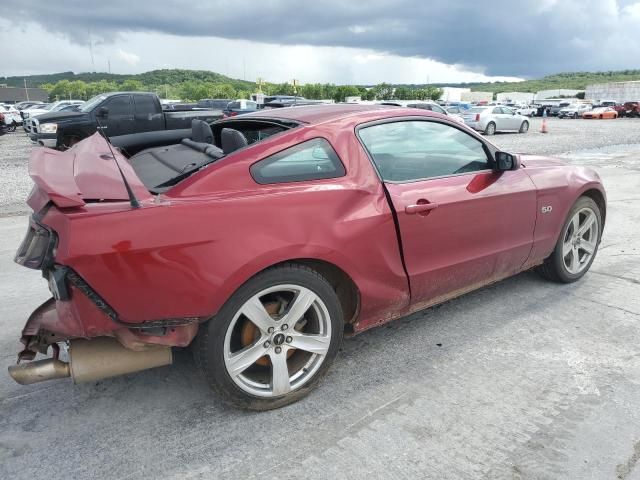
191, 119, 214, 144
221, 128, 248, 154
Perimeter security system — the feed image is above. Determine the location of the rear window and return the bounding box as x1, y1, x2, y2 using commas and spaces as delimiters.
250, 138, 345, 184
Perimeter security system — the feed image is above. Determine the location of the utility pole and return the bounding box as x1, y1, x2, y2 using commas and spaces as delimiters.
108, 59, 111, 74
292, 79, 299, 105
88, 30, 95, 72
23, 78, 29, 101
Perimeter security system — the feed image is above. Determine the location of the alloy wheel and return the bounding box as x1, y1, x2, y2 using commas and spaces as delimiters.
562, 207, 598, 275
223, 284, 332, 398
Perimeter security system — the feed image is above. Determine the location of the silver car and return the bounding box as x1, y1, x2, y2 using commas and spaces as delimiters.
462, 106, 530, 135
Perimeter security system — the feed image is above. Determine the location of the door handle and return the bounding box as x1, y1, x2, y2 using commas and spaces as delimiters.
405, 201, 438, 215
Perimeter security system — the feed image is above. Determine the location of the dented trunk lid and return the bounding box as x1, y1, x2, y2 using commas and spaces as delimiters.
27, 132, 153, 212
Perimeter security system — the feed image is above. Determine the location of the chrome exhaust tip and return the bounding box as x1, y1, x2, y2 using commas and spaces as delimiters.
8, 358, 70, 385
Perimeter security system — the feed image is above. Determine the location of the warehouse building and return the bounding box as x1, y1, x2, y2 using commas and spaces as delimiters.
439, 87, 471, 102
0, 85, 49, 104
535, 89, 583, 100
585, 81, 640, 103
461, 91, 493, 102
496, 92, 535, 103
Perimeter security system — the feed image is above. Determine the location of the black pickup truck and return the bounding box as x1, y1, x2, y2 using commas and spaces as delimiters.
29, 92, 223, 149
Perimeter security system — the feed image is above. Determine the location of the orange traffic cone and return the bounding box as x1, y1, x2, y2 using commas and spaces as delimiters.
541, 118, 548, 133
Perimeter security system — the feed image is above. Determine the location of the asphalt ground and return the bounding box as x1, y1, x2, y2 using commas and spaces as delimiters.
1, 118, 639, 479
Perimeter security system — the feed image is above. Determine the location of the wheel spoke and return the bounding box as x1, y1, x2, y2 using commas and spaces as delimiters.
270, 352, 291, 396
562, 240, 573, 256
241, 296, 276, 333
289, 332, 331, 355
227, 342, 267, 377
578, 213, 595, 237
581, 240, 596, 255
569, 246, 580, 272
570, 214, 580, 236
282, 288, 318, 328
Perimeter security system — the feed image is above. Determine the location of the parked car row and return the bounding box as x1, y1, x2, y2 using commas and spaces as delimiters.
27, 92, 224, 149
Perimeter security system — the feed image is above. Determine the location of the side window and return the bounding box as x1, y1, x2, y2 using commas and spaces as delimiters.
105, 96, 131, 116
492, 107, 502, 114
250, 138, 346, 184
430, 104, 446, 114
358, 121, 490, 182
134, 95, 156, 114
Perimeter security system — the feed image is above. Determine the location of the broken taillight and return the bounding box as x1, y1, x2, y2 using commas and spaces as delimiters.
14, 217, 57, 270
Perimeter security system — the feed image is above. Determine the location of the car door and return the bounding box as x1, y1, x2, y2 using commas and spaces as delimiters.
358, 119, 537, 307
133, 94, 164, 133
491, 107, 506, 130
102, 94, 134, 136
500, 107, 518, 129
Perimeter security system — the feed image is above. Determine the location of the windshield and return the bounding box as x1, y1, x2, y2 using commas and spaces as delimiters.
80, 95, 108, 112
32, 104, 53, 111
52, 103, 71, 111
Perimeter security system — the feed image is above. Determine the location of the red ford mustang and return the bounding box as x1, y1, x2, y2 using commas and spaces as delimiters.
10, 104, 606, 409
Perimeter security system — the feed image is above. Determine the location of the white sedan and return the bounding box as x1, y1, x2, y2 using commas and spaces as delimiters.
0, 105, 23, 125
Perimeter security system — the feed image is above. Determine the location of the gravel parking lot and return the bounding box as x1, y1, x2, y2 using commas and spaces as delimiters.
1, 118, 640, 479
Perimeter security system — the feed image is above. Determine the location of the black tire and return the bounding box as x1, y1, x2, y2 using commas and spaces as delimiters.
194, 263, 344, 410
519, 121, 529, 133
536, 196, 602, 283
573, 112, 579, 119
484, 122, 496, 135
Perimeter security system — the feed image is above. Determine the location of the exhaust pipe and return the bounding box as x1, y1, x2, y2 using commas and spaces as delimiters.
8, 337, 172, 385
8, 358, 70, 385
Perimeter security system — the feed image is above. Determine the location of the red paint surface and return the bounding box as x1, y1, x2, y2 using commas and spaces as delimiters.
21, 107, 606, 346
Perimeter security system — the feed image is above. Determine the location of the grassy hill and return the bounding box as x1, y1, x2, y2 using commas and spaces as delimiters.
1, 69, 255, 91
430, 70, 640, 93
3, 68, 640, 94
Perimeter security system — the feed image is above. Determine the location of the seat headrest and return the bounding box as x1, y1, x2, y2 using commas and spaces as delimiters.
191, 119, 214, 144
221, 128, 248, 154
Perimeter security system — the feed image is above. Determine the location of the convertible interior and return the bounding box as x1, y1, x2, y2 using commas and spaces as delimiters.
110, 119, 298, 193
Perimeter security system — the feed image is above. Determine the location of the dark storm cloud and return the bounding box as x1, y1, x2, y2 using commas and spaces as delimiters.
3, 0, 639, 77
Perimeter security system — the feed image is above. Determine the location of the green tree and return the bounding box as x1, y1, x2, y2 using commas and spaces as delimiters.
333, 85, 361, 103
120, 79, 144, 91
373, 83, 394, 100
393, 86, 411, 100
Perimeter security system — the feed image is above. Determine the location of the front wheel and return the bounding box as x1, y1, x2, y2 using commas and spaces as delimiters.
519, 121, 529, 133
573, 113, 579, 119
536, 196, 602, 283
195, 264, 344, 410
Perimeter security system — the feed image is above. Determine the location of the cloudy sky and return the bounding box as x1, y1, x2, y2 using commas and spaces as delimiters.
1, 0, 639, 84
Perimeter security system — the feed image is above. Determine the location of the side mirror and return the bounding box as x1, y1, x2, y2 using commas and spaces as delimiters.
96, 107, 109, 118
495, 151, 520, 171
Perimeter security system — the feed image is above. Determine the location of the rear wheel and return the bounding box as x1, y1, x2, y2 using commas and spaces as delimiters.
573, 112, 579, 119
536, 197, 602, 283
195, 264, 344, 410
519, 121, 529, 133
484, 122, 496, 135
